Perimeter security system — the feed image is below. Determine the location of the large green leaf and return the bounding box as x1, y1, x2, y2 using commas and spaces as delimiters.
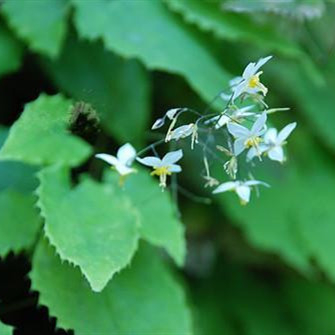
0, 94, 92, 167
0, 24, 23, 77
71, 0, 230, 103
282, 276, 335, 335
42, 35, 151, 146
164, 0, 304, 59
0, 321, 12, 335
0, 190, 41, 257
104, 169, 186, 266
217, 130, 335, 278
37, 165, 140, 292
2, 0, 69, 57
31, 240, 193, 335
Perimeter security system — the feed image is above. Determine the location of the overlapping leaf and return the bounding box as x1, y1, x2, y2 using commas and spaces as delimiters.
41, 36, 151, 146
71, 0, 230, 103
31, 240, 192, 335
0, 94, 92, 167
0, 24, 23, 77
164, 0, 304, 58
2, 0, 69, 57
104, 169, 186, 266
0, 321, 12, 335
37, 165, 140, 292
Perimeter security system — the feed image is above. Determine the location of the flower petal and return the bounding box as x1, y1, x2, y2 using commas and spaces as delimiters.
235, 185, 251, 203
169, 164, 182, 173
251, 112, 267, 134
232, 80, 246, 101
242, 62, 256, 78
162, 149, 183, 165
244, 180, 270, 187
277, 122, 297, 144
166, 108, 180, 120
234, 138, 246, 156
213, 181, 237, 194
169, 124, 193, 141
136, 156, 162, 167
264, 128, 278, 144
227, 122, 249, 138
117, 143, 136, 165
268, 146, 284, 162
253, 55, 272, 74
151, 117, 165, 130
95, 154, 118, 166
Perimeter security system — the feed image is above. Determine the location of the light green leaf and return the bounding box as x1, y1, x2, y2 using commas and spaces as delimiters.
0, 321, 12, 335
0, 24, 23, 77
71, 0, 230, 103
31, 240, 193, 335
0, 94, 92, 167
164, 0, 304, 59
104, 169, 186, 266
0, 189, 41, 257
37, 165, 140, 292
2, 0, 69, 57
41, 35, 151, 146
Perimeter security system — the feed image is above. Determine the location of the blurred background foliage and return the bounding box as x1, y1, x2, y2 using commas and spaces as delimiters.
1, 0, 335, 334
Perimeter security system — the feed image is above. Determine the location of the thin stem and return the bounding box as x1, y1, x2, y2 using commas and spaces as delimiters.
177, 185, 212, 205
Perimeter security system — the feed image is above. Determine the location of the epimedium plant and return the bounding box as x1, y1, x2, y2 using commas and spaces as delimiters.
97, 56, 296, 205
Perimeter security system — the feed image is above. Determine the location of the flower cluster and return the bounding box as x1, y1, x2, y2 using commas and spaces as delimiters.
96, 56, 296, 205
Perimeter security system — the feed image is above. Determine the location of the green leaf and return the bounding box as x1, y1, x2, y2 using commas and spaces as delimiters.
37, 165, 140, 292
30, 240, 193, 335
164, 0, 304, 59
0, 24, 23, 77
104, 169, 186, 266
0, 321, 12, 335
2, 0, 69, 57
71, 0, 230, 103
0, 94, 92, 167
282, 277, 335, 335
41, 35, 151, 146
0, 189, 41, 257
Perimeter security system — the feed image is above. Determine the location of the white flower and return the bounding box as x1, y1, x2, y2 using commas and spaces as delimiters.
227, 112, 267, 156
136, 149, 183, 188
166, 123, 198, 149
213, 180, 269, 205
207, 105, 255, 129
151, 108, 183, 130
248, 122, 297, 163
95, 143, 136, 176
232, 56, 272, 101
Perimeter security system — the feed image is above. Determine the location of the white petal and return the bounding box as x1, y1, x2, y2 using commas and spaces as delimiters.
151, 118, 165, 130
169, 124, 193, 140
232, 81, 246, 101
268, 146, 284, 162
229, 76, 243, 87
169, 164, 182, 173
277, 122, 297, 144
117, 143, 136, 165
136, 156, 162, 167
251, 112, 267, 134
253, 55, 272, 74
114, 163, 135, 176
95, 154, 119, 166
215, 115, 230, 129
244, 180, 270, 187
162, 149, 183, 165
264, 128, 278, 144
242, 62, 256, 78
227, 122, 249, 138
213, 181, 238, 194
246, 147, 258, 161
220, 92, 233, 101
235, 105, 255, 116
235, 185, 251, 203
166, 108, 180, 120
234, 138, 246, 156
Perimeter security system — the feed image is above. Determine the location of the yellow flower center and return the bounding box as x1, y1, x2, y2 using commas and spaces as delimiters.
150, 166, 171, 177
245, 136, 261, 148
248, 74, 260, 88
